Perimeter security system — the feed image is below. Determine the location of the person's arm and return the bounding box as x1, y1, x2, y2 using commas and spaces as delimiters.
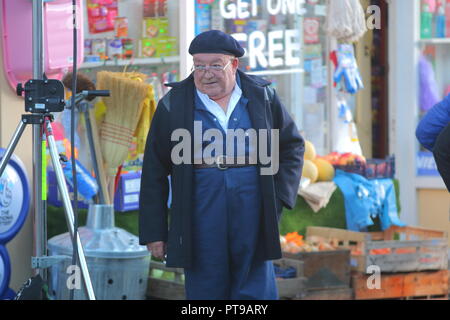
139, 96, 172, 251
416, 94, 450, 151
269, 89, 305, 213
433, 123, 450, 192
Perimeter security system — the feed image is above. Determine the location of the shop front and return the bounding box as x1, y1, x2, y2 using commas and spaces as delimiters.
388, 0, 450, 241
0, 0, 448, 300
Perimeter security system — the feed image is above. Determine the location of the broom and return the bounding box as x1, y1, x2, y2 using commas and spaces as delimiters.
96, 71, 150, 204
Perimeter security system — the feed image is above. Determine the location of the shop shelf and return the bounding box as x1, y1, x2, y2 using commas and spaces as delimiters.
80, 56, 180, 69
418, 38, 450, 45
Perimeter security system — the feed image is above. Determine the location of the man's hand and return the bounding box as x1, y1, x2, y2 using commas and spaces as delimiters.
146, 241, 166, 260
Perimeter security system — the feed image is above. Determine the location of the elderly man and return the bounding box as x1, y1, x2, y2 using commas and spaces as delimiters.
139, 30, 304, 300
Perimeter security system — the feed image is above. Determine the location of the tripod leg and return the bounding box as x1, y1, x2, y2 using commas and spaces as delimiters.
0, 120, 27, 177
44, 120, 96, 300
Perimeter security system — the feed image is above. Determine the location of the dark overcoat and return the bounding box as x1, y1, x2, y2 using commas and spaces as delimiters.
139, 69, 305, 268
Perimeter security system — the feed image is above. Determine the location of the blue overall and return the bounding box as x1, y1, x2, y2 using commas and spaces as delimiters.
183, 81, 278, 300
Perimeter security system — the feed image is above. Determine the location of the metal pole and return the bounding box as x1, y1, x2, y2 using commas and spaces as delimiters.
45, 120, 96, 300
31, 0, 46, 280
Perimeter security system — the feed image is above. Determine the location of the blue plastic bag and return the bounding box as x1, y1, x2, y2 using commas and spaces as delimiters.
333, 170, 406, 232
61, 160, 98, 202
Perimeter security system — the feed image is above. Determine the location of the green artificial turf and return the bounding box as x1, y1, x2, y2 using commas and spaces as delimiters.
47, 180, 400, 240
47, 205, 139, 240
279, 179, 401, 237
278, 187, 347, 237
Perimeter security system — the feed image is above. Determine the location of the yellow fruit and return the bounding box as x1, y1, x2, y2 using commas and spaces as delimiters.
304, 140, 316, 161
302, 159, 319, 183
313, 158, 335, 181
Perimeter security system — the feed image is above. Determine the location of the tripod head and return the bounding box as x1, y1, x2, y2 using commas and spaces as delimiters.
16, 74, 110, 114
16, 77, 65, 114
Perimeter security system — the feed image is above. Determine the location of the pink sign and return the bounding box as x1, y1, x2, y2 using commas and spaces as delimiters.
304, 18, 320, 44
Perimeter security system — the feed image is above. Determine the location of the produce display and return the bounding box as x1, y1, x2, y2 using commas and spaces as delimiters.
321, 151, 366, 166
282, 231, 412, 256
301, 140, 369, 184
280, 232, 336, 253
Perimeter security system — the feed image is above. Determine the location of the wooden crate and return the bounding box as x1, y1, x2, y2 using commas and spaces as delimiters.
307, 226, 448, 273
298, 287, 354, 300
147, 261, 185, 300
148, 259, 306, 300
274, 258, 306, 299
352, 270, 449, 300
283, 249, 351, 290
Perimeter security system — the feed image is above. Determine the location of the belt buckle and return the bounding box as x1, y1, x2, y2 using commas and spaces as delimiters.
216, 155, 228, 170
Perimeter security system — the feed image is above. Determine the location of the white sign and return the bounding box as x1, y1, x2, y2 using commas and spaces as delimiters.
0, 166, 24, 234
220, 0, 306, 19
219, 0, 303, 69
233, 29, 300, 68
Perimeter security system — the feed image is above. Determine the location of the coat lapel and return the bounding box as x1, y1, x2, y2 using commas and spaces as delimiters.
239, 71, 267, 132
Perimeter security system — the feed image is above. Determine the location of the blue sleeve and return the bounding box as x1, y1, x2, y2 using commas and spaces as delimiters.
416, 94, 450, 151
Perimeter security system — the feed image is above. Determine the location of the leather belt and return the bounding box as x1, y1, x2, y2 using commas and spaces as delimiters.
193, 156, 257, 170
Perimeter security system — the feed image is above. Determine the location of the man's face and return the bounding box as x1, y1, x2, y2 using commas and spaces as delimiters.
192, 53, 238, 101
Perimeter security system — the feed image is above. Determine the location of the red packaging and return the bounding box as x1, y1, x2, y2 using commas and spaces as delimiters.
114, 17, 129, 38
144, 0, 157, 17
446, 0, 450, 37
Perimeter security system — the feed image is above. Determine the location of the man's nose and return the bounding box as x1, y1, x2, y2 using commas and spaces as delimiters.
203, 70, 214, 78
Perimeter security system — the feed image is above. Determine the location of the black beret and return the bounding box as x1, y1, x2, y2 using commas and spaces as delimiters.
189, 30, 245, 57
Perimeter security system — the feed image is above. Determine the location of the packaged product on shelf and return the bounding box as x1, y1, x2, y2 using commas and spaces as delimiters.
92, 38, 107, 60
143, 0, 157, 17
229, 19, 247, 34
85, 55, 101, 63
122, 38, 134, 59
114, 16, 129, 38
84, 39, 93, 56
139, 38, 158, 57
446, 0, 450, 37
211, 1, 225, 31
166, 37, 178, 56
195, 2, 212, 34
157, 37, 169, 56
87, 0, 118, 34
144, 0, 167, 18
142, 17, 169, 38
420, 0, 433, 39
155, 36, 178, 57
436, 2, 446, 38
158, 0, 167, 17
107, 38, 123, 59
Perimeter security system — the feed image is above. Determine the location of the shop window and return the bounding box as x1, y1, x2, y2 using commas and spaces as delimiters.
194, 0, 330, 155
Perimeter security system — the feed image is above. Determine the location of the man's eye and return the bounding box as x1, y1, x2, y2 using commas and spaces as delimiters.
212, 65, 221, 68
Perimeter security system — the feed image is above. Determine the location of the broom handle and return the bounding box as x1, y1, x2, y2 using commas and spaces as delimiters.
87, 108, 111, 205
107, 172, 117, 206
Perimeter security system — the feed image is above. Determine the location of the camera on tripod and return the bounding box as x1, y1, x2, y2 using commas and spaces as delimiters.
16, 78, 66, 114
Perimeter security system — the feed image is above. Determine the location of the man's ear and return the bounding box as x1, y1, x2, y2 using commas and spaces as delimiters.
232, 58, 239, 68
